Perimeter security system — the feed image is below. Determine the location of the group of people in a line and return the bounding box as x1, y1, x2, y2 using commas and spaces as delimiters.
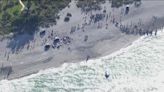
119, 22, 159, 36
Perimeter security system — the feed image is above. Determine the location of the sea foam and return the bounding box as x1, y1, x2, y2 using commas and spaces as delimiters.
0, 28, 164, 92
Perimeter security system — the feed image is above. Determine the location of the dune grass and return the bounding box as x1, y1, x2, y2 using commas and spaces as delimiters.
0, 0, 71, 35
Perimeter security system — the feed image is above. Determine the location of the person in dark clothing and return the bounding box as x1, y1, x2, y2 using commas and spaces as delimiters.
146, 30, 149, 36
150, 30, 153, 35
139, 28, 142, 35
154, 29, 158, 36
125, 5, 130, 14
86, 55, 90, 62
44, 44, 50, 51
40, 30, 46, 38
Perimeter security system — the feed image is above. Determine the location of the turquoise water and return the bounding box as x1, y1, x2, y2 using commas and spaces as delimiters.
0, 29, 164, 92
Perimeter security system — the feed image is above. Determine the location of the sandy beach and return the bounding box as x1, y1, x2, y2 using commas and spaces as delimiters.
0, 0, 164, 80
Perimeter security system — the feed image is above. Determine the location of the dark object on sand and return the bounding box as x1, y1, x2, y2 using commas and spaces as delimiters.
155, 30, 158, 36
40, 30, 46, 38
70, 26, 76, 34
125, 5, 130, 14
64, 13, 72, 22
86, 55, 90, 62
64, 17, 70, 22
105, 72, 110, 79
146, 30, 149, 36
0, 65, 12, 79
103, 9, 106, 13
63, 36, 71, 44
139, 28, 142, 35
94, 14, 105, 23
44, 44, 51, 51
53, 37, 60, 46
149, 30, 153, 35
84, 35, 88, 42
115, 22, 119, 27
67, 13, 72, 17
56, 15, 60, 20
53, 37, 62, 49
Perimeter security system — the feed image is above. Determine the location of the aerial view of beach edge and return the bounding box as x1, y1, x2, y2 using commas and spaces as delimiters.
0, 0, 164, 81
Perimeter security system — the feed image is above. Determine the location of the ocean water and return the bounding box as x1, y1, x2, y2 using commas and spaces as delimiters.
0, 29, 164, 92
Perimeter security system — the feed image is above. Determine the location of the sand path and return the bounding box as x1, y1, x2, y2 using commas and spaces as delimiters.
19, 0, 25, 11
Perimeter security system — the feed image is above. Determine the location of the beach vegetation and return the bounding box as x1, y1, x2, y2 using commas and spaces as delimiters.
0, 0, 71, 35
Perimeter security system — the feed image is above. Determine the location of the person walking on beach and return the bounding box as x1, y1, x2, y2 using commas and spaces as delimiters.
106, 23, 108, 29
154, 29, 158, 36
7, 52, 10, 61
86, 55, 90, 62
150, 30, 153, 36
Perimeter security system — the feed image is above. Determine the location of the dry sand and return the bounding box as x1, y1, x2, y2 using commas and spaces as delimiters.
1, 0, 164, 80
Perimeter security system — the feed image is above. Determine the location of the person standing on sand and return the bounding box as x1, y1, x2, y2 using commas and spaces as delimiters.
4, 51, 7, 57
86, 55, 90, 62
154, 29, 158, 36
7, 52, 10, 61
106, 23, 108, 29
146, 30, 149, 36
27, 44, 30, 50
150, 30, 153, 36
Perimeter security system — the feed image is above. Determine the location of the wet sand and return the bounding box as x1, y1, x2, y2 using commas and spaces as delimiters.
1, 0, 164, 80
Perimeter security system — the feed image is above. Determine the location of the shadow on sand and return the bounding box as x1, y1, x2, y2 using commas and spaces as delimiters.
7, 33, 35, 53
6, 16, 39, 53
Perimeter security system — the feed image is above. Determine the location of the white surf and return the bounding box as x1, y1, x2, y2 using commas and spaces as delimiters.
0, 28, 164, 92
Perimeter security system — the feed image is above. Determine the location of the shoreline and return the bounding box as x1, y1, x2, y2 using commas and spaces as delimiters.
0, 33, 139, 81
3, 30, 162, 81
1, 0, 164, 80
1, 27, 164, 92
3, 35, 143, 81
